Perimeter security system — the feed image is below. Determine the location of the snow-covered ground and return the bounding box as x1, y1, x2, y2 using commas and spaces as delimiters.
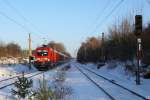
0, 57, 19, 64
0, 64, 37, 79
86, 64, 150, 96
0, 60, 149, 100
0, 64, 38, 99
0, 62, 70, 100
72, 60, 150, 100
65, 63, 110, 100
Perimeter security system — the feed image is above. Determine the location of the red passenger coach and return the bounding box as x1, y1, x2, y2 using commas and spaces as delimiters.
33, 45, 67, 70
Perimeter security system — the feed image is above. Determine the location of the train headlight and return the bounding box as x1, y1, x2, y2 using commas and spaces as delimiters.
44, 58, 47, 60
37, 58, 40, 60
44, 58, 50, 61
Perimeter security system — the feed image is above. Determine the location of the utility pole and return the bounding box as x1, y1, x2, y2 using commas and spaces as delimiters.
101, 32, 105, 62
135, 15, 143, 85
84, 46, 86, 62
28, 33, 32, 69
97, 33, 105, 69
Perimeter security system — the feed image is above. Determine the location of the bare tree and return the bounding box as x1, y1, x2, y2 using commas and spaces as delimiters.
0, 41, 22, 58
47, 41, 66, 53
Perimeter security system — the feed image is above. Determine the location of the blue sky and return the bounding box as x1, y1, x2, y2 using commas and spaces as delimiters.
0, 0, 150, 57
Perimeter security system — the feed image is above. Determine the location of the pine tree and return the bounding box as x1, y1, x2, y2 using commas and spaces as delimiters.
12, 72, 33, 99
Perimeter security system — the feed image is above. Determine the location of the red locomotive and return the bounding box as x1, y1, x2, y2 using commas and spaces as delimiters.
33, 45, 68, 70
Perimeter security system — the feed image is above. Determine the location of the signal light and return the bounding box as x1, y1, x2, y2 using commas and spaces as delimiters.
135, 15, 142, 37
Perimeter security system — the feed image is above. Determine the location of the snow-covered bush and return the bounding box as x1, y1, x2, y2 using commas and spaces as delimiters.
124, 64, 136, 73
60, 64, 71, 71
52, 83, 73, 100
34, 78, 54, 100
107, 61, 117, 69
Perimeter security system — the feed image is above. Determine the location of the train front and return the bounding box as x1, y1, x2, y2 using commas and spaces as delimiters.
33, 47, 51, 70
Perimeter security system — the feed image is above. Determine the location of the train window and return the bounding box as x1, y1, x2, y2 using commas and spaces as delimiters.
37, 50, 48, 56
43, 52, 48, 56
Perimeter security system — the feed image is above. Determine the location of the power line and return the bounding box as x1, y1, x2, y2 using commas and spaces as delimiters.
2, 0, 28, 23
0, 10, 43, 47
87, 0, 111, 34
91, 0, 110, 26
0, 10, 30, 32
90, 0, 124, 34
2, 0, 43, 34
1, 0, 48, 46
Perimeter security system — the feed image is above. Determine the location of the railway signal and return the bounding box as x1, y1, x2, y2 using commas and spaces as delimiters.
135, 15, 142, 37
84, 46, 86, 62
135, 15, 143, 85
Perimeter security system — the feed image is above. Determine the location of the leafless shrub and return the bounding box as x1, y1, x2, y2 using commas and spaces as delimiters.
33, 78, 54, 100
54, 71, 66, 82
107, 61, 117, 69
61, 65, 71, 71
124, 64, 136, 74
52, 83, 73, 100
51, 68, 73, 100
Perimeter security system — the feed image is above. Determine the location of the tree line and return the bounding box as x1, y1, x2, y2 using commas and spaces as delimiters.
0, 41, 71, 58
0, 42, 22, 57
77, 17, 150, 65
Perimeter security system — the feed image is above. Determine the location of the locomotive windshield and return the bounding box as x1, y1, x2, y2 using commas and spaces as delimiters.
37, 50, 48, 56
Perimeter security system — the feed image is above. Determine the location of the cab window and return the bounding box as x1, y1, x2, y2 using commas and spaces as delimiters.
37, 50, 48, 56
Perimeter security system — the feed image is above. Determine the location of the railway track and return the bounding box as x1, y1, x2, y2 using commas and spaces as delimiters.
76, 66, 115, 100
0, 62, 61, 90
0, 71, 44, 90
0, 71, 35, 83
76, 66, 149, 100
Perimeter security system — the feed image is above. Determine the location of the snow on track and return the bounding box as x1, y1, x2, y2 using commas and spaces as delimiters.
78, 66, 145, 100
0, 60, 149, 100
0, 71, 41, 90
0, 64, 62, 99
0, 64, 37, 79
82, 62, 150, 99
65, 63, 111, 100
